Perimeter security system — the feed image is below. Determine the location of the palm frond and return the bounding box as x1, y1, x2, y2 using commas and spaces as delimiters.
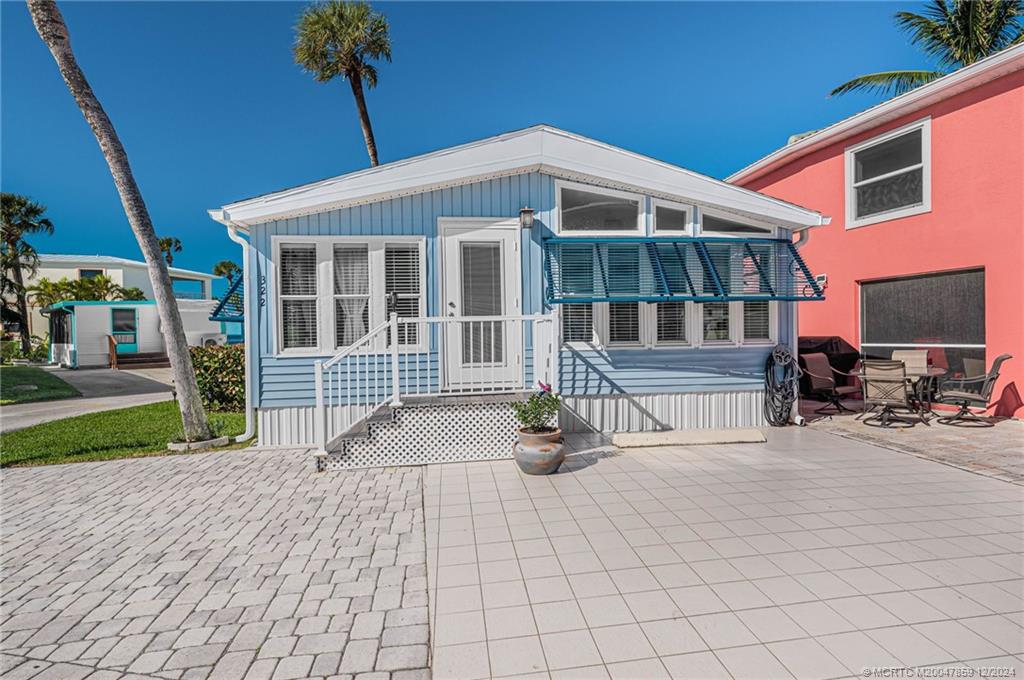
829, 70, 947, 97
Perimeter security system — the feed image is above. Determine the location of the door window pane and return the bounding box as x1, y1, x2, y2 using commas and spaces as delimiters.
561, 187, 639, 231
461, 242, 503, 363
111, 309, 136, 333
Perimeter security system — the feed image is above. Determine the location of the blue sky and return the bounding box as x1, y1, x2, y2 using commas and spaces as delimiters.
2, 1, 930, 290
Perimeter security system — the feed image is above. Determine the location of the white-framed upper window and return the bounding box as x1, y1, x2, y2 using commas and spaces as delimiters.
698, 207, 777, 238
556, 180, 643, 235
845, 117, 931, 229
273, 236, 426, 355
652, 198, 694, 235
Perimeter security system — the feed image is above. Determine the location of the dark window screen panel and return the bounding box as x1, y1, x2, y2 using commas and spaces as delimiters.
702, 214, 771, 234
656, 206, 688, 231
79, 269, 103, 279
856, 168, 923, 218
112, 309, 136, 333
861, 269, 984, 346
855, 129, 921, 182
51, 311, 70, 344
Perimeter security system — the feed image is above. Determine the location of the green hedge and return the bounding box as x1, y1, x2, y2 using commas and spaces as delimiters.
189, 344, 245, 411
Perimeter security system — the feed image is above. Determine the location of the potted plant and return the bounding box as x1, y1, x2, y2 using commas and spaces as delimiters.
510, 383, 565, 475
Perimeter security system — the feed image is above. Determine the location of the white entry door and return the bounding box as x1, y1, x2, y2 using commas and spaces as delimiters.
441, 219, 521, 390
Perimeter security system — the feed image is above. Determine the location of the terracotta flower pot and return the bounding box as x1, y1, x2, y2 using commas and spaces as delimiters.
513, 427, 565, 475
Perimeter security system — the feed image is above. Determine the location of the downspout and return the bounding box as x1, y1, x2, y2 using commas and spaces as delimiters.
789, 226, 817, 425
225, 223, 256, 443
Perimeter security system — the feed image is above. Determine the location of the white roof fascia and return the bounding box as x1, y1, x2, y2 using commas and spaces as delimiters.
214, 126, 827, 231
38, 254, 217, 280
727, 43, 1024, 184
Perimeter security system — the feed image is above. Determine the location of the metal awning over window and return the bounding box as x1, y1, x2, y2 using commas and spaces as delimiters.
543, 237, 824, 304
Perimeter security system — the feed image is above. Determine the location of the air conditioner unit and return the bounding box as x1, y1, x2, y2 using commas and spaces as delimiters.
199, 333, 227, 347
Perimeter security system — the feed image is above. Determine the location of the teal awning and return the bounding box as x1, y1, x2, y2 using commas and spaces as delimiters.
209, 277, 244, 323
543, 237, 824, 304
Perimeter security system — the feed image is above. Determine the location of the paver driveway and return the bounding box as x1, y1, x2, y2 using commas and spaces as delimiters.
425, 428, 1024, 680
1, 449, 430, 680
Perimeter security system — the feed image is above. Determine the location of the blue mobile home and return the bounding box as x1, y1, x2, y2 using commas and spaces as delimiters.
210, 127, 827, 468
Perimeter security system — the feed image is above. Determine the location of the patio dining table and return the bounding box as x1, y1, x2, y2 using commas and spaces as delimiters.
906, 365, 947, 417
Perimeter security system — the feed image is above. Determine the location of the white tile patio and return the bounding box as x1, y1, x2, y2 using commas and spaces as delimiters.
424, 427, 1024, 680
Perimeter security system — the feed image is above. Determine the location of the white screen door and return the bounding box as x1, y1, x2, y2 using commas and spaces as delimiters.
441, 220, 521, 390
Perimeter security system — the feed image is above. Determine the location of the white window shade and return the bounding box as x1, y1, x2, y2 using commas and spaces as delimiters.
385, 244, 422, 345
282, 300, 317, 349
608, 302, 640, 344
280, 244, 318, 349
657, 302, 688, 343
562, 304, 593, 343
743, 301, 770, 341
334, 245, 369, 347
280, 245, 317, 296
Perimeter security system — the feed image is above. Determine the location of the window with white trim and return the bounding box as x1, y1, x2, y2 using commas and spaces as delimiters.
561, 304, 594, 343
280, 244, 318, 350
846, 119, 930, 228
557, 181, 642, 234
653, 199, 692, 234
276, 238, 425, 354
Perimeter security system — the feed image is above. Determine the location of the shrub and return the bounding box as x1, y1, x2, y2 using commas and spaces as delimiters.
189, 344, 245, 411
1, 336, 49, 364
510, 389, 561, 433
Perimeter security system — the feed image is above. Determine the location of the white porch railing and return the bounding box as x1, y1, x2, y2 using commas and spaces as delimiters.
314, 312, 559, 454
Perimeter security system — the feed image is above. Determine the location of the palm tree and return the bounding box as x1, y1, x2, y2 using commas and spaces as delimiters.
294, 0, 392, 166
831, 0, 1024, 97
212, 259, 241, 284
1, 193, 54, 353
159, 236, 182, 266
27, 0, 212, 442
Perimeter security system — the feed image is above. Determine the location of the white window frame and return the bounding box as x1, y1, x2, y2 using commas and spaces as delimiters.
555, 179, 644, 236
271, 235, 427, 356
697, 206, 778, 238
651, 198, 695, 235
845, 117, 931, 230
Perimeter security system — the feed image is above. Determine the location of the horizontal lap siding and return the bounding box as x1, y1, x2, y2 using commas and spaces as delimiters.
559, 345, 771, 395
251, 172, 554, 408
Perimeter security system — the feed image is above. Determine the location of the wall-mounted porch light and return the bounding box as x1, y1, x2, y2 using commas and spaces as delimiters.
519, 206, 535, 230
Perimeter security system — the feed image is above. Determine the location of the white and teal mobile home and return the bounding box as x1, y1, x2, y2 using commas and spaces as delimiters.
210, 126, 827, 468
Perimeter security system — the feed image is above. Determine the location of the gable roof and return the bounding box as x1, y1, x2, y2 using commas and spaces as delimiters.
728, 43, 1024, 185
39, 254, 216, 280
209, 125, 828, 230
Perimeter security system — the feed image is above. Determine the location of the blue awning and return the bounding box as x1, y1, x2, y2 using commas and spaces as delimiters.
543, 237, 824, 304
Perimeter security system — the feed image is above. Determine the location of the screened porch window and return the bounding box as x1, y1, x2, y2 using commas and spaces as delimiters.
846, 119, 930, 227
860, 268, 984, 377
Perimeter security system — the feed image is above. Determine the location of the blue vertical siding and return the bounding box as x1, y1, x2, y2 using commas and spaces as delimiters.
247, 171, 794, 408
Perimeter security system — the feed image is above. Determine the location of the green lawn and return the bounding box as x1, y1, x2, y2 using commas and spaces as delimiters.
0, 366, 81, 405
1, 400, 247, 467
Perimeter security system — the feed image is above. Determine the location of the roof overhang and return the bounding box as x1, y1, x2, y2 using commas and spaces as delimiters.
728, 43, 1024, 185
211, 126, 828, 231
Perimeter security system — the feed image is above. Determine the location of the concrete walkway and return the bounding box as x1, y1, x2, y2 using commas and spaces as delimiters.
426, 429, 1023, 679
1, 368, 174, 432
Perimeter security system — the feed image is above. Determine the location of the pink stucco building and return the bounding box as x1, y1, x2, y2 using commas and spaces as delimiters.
730, 45, 1024, 417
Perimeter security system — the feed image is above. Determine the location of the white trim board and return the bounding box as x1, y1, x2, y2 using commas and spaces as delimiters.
210, 126, 828, 230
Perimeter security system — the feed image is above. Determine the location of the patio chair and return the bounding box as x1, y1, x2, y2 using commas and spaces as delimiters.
891, 349, 929, 377
801, 352, 861, 414
860, 359, 917, 428
933, 354, 1012, 427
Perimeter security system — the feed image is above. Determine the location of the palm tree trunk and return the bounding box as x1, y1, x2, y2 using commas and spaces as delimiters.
27, 0, 212, 441
11, 258, 31, 354
348, 75, 379, 166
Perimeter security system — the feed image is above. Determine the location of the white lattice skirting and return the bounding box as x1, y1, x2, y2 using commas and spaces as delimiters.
317, 400, 520, 471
